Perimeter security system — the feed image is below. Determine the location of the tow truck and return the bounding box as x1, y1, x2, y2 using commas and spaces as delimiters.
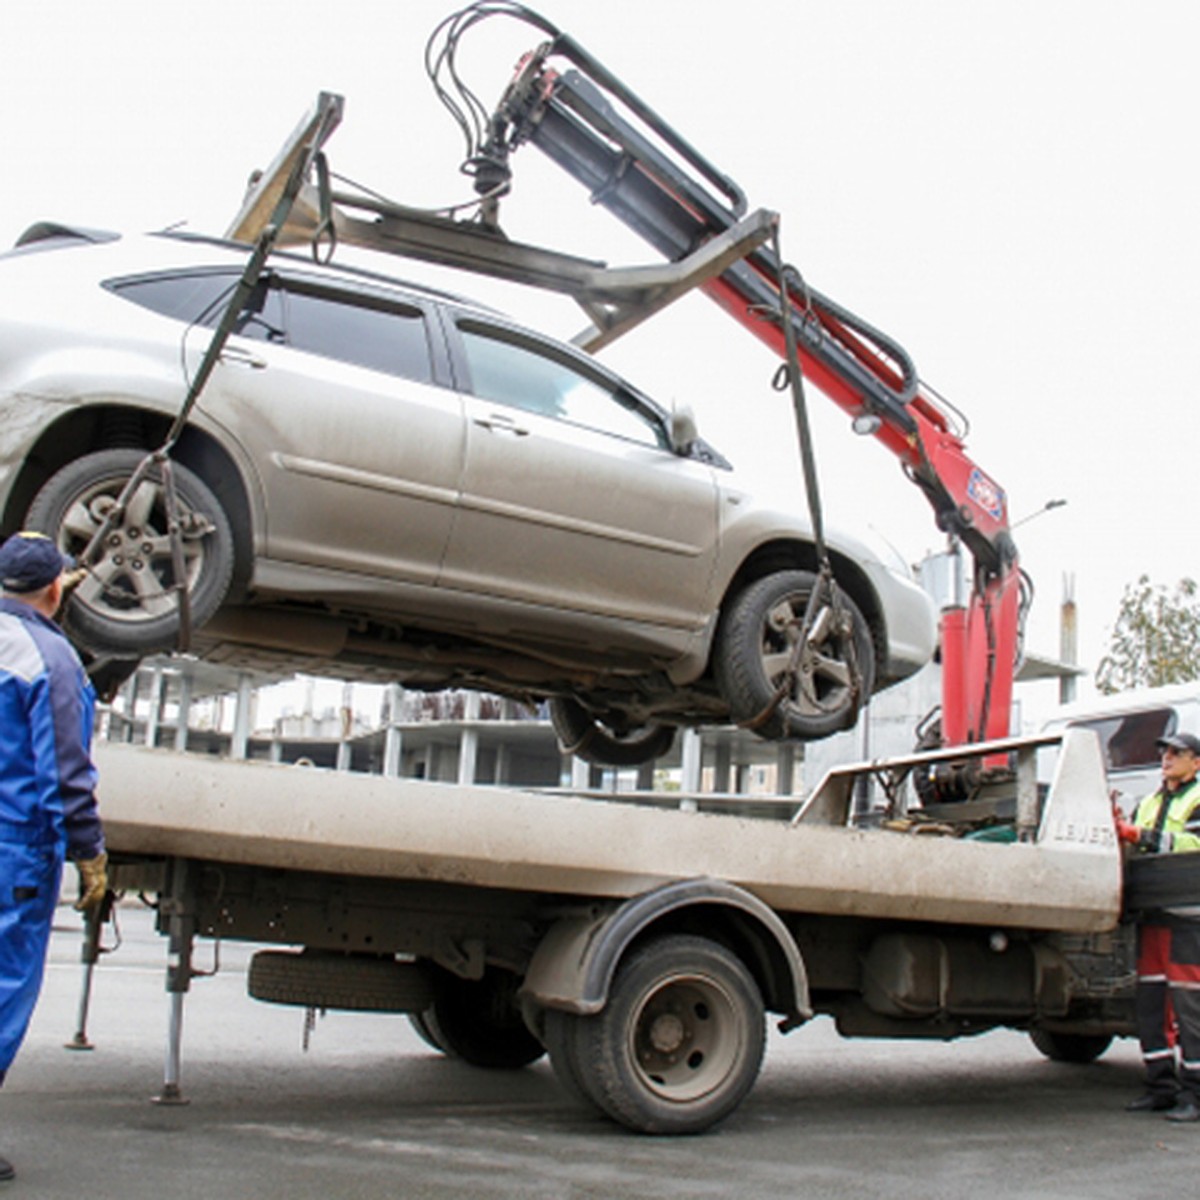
54, 2, 1183, 1136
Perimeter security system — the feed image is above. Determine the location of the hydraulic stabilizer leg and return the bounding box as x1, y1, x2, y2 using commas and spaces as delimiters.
153, 858, 195, 1106
64, 890, 115, 1051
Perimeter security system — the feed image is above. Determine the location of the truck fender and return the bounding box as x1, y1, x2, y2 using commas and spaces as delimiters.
521, 877, 812, 1027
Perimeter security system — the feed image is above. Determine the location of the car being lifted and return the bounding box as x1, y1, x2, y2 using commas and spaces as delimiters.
0, 225, 934, 765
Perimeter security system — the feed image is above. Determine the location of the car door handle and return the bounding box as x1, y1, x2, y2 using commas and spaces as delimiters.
220, 346, 268, 370
473, 413, 530, 437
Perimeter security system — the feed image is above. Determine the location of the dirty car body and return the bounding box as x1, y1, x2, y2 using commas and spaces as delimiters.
0, 226, 935, 761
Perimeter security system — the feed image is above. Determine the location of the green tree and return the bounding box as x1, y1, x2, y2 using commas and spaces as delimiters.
1096, 575, 1200, 694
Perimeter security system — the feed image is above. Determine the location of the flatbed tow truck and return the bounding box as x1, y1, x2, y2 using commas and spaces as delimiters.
90, 726, 1143, 1135
56, 4, 1182, 1134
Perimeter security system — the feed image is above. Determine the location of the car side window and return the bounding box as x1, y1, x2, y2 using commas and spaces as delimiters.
107, 271, 286, 341
282, 287, 433, 383
108, 271, 241, 325
458, 323, 667, 449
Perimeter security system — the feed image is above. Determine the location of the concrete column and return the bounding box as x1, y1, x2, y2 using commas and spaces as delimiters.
636, 762, 654, 791
494, 742, 511, 786
230, 673, 252, 761
144, 664, 165, 748
119, 672, 139, 743
173, 668, 193, 753
571, 756, 591, 790
458, 692, 480, 785
269, 740, 283, 764
458, 728, 478, 785
713, 740, 732, 794
680, 728, 703, 811
383, 684, 404, 778
776, 743, 796, 795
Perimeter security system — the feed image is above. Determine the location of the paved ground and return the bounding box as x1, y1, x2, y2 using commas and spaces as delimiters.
1, 904, 1195, 1198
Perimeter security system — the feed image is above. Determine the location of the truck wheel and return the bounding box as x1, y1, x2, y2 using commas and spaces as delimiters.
561, 934, 765, 1135
26, 448, 234, 655
542, 1008, 604, 1110
424, 967, 545, 1069
715, 569, 874, 740
549, 698, 676, 768
247, 951, 434, 1012
408, 1008, 457, 1057
1029, 1029, 1114, 1064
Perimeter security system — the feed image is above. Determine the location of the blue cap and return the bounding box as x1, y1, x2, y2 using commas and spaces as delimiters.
0, 531, 74, 594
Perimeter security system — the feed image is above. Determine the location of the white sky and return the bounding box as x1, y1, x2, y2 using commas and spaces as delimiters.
3, 0, 1197, 722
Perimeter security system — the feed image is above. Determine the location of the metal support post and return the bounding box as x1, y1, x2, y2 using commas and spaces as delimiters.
1015, 744, 1041, 843
153, 858, 196, 1105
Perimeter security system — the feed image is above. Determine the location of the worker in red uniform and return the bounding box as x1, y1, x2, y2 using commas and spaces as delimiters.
0, 533, 108, 1182
1115, 732, 1200, 1122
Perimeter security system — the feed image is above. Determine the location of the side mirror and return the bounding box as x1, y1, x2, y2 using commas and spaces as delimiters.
669, 405, 699, 454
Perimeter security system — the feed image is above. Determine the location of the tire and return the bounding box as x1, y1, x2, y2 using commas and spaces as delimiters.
558, 934, 766, 1135
424, 967, 545, 1070
26, 448, 234, 655
715, 569, 875, 740
1029, 1029, 1113, 1064
408, 1008, 457, 1057
542, 1007, 604, 1110
549, 697, 676, 768
247, 951, 435, 1012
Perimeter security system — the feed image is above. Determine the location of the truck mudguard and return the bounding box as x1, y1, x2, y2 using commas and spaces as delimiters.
520, 876, 811, 1026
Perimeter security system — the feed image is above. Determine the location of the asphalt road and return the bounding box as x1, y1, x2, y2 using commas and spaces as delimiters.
2, 904, 1194, 1198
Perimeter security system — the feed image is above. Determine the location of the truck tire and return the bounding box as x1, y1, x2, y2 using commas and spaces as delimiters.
552, 934, 766, 1135
408, 1008, 457, 1057
423, 967, 545, 1070
26, 448, 234, 656
542, 1008, 604, 1110
1029, 1029, 1113, 1064
247, 951, 434, 1012
715, 570, 874, 740
549, 698, 676, 768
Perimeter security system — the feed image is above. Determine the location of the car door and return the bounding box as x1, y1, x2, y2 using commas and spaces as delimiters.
199, 273, 466, 586
439, 318, 720, 640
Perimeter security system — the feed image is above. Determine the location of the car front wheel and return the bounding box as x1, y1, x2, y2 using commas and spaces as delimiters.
26, 448, 234, 656
714, 569, 875, 740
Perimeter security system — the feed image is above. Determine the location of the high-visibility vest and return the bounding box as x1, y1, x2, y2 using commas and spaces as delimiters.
1133, 778, 1200, 853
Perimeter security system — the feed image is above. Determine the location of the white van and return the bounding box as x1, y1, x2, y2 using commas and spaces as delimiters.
1040, 683, 1200, 813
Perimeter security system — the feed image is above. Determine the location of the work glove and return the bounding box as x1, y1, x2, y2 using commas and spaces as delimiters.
1114, 815, 1141, 846
74, 851, 108, 913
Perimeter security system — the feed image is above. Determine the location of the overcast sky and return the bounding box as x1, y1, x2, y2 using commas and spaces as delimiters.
3, 0, 1197, 719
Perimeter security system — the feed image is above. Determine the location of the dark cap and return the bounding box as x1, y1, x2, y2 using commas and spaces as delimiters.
1156, 732, 1200, 756
0, 531, 74, 594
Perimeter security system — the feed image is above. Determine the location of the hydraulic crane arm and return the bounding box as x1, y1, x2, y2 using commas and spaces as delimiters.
452, 9, 1022, 748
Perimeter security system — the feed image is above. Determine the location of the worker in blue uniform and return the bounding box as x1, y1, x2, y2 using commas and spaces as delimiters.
0, 532, 108, 1183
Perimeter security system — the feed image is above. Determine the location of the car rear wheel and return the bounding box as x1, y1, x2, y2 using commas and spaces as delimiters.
549, 697, 676, 767
26, 448, 234, 656
714, 569, 874, 740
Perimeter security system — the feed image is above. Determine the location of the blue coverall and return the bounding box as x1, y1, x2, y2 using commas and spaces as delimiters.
0, 596, 104, 1083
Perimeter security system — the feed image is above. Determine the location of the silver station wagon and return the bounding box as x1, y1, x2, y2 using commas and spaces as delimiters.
0, 225, 935, 765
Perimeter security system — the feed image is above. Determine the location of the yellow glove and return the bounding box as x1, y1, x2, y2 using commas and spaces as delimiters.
74, 851, 109, 913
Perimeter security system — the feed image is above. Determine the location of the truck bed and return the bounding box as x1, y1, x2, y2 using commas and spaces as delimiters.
94, 728, 1121, 933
